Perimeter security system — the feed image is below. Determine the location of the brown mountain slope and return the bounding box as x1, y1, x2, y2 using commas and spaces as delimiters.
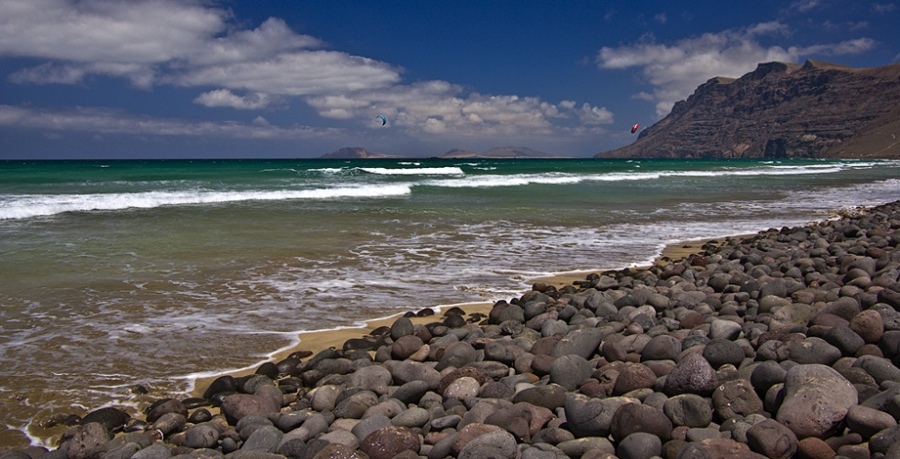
597, 60, 900, 159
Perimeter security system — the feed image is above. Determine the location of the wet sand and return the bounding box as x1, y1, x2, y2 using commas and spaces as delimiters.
528, 236, 738, 289
192, 236, 732, 395
192, 303, 495, 396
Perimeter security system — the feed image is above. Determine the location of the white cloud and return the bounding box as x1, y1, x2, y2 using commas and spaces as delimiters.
578, 104, 615, 125
8, 63, 87, 85
789, 0, 823, 13
187, 18, 322, 66
194, 90, 275, 110
306, 80, 614, 140
0, 0, 615, 143
0, 0, 225, 63
597, 22, 877, 116
0, 0, 398, 97
172, 51, 401, 96
0, 104, 335, 139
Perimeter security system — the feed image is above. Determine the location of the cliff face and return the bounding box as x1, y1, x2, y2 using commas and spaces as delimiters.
598, 60, 900, 159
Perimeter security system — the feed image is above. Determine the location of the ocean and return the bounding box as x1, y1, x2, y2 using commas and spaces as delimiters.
1, 157, 899, 446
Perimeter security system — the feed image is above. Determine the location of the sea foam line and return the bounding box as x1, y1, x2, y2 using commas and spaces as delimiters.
359, 166, 464, 176
0, 184, 411, 220
420, 161, 883, 189
176, 300, 482, 395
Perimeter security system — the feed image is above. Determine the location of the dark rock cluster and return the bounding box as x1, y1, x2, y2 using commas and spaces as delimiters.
7, 200, 900, 459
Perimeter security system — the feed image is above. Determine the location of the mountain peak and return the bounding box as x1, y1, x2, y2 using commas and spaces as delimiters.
598, 60, 900, 159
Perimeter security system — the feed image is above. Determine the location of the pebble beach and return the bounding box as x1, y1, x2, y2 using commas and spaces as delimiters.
7, 199, 900, 459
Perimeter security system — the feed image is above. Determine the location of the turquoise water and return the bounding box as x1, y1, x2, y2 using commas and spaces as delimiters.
1, 157, 899, 446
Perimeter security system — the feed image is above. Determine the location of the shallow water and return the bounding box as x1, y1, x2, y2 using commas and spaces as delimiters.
1, 157, 899, 446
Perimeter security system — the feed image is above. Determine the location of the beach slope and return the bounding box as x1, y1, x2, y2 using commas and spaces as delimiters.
9, 200, 900, 459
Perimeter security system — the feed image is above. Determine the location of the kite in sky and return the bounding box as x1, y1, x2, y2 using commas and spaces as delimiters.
378, 114, 388, 126
631, 123, 639, 134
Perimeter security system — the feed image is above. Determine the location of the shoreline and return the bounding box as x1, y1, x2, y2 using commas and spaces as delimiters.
191, 234, 741, 395
527, 234, 744, 289
3, 233, 750, 449
191, 302, 496, 397
12, 199, 900, 458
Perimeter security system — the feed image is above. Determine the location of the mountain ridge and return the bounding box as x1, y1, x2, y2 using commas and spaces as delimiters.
596, 59, 900, 159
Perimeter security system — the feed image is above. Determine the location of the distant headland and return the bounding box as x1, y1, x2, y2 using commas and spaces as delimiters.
319, 60, 900, 161
318, 146, 569, 160
597, 60, 900, 159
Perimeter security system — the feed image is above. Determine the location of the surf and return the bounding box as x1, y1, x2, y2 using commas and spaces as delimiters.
0, 184, 412, 220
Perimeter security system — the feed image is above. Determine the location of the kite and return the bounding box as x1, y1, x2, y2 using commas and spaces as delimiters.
378, 114, 388, 126
631, 123, 639, 134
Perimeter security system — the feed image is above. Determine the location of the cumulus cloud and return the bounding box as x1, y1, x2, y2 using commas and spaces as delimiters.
306, 81, 613, 140
0, 0, 227, 88
174, 51, 401, 96
194, 90, 276, 110
0, 0, 225, 63
0, 0, 613, 143
597, 22, 877, 116
0, 0, 398, 96
0, 104, 334, 139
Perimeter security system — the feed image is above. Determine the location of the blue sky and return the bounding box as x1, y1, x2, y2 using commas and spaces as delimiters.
1, 0, 898, 159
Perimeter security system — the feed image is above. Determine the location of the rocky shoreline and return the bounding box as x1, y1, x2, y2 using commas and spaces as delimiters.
7, 200, 900, 459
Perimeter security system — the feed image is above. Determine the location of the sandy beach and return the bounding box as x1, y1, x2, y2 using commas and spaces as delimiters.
527, 236, 731, 290
289, 237, 720, 356
9, 200, 900, 459
192, 235, 730, 394
192, 302, 496, 395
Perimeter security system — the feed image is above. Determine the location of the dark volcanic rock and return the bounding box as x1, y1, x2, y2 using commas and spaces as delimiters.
845, 404, 897, 439
702, 338, 746, 369
565, 395, 635, 438
182, 424, 219, 449
750, 360, 787, 396
712, 379, 764, 420
19, 200, 900, 459
81, 407, 130, 432
221, 394, 281, 425
747, 419, 798, 459
612, 363, 657, 395
663, 351, 718, 396
822, 325, 866, 356
360, 426, 419, 459
203, 375, 238, 400
549, 354, 592, 390
617, 432, 662, 459
663, 394, 713, 428
776, 364, 857, 438
145, 399, 187, 424
512, 384, 567, 411
608, 403, 673, 442
61, 423, 112, 459
641, 334, 682, 361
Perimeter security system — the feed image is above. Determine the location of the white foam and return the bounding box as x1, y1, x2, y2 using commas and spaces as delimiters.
424, 173, 581, 188
0, 184, 411, 220
359, 167, 464, 175
417, 161, 874, 190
